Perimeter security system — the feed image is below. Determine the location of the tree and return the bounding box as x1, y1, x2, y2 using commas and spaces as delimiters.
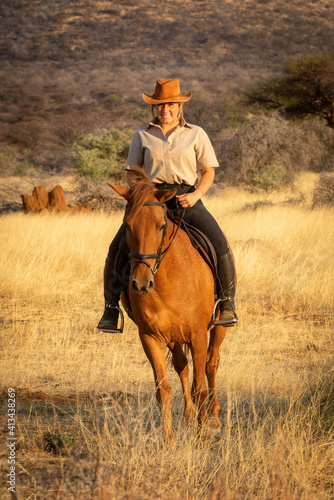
244, 53, 334, 127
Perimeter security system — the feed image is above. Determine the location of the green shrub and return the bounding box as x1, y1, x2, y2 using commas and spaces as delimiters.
249, 164, 286, 192
106, 94, 123, 105
135, 107, 150, 121
43, 431, 75, 454
73, 128, 134, 182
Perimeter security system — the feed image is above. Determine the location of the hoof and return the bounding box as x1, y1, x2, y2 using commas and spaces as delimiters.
198, 424, 221, 441
208, 416, 222, 430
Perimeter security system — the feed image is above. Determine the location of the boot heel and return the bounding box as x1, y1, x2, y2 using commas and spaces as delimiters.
97, 305, 124, 333
212, 298, 238, 327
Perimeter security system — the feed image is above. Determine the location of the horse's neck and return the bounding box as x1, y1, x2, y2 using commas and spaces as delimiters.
163, 220, 196, 266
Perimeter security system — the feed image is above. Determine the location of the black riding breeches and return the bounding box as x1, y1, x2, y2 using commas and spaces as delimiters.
177, 200, 228, 256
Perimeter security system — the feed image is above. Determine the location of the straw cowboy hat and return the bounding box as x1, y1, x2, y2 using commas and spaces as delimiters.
142, 79, 192, 104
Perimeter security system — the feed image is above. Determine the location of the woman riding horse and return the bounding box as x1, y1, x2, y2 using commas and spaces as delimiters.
98, 78, 237, 333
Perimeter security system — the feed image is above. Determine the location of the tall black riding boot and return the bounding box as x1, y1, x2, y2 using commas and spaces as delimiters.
97, 226, 127, 333
214, 251, 238, 327
97, 256, 124, 333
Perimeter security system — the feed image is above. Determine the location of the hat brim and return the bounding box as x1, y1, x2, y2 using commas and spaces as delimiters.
142, 92, 192, 104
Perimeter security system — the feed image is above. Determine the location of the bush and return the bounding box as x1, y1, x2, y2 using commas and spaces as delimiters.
312, 174, 334, 208
244, 53, 334, 127
218, 114, 334, 190
135, 107, 150, 121
73, 128, 134, 182
43, 431, 75, 454
106, 94, 123, 106
249, 164, 286, 192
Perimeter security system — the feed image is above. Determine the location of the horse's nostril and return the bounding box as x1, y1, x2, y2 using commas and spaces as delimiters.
132, 280, 139, 292
132, 279, 154, 295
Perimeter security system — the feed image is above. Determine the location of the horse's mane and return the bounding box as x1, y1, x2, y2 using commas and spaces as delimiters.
125, 168, 156, 221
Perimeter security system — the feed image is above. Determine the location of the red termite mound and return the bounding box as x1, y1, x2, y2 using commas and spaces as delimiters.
21, 185, 91, 213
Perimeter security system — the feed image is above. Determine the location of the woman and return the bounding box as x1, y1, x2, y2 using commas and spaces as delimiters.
98, 79, 237, 333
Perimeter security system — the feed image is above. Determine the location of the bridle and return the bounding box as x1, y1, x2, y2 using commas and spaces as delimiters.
124, 201, 185, 277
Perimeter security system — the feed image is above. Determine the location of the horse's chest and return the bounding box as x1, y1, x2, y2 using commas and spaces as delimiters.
130, 281, 211, 344
133, 304, 201, 344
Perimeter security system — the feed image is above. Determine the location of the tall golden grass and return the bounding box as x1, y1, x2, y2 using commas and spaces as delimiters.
0, 174, 333, 498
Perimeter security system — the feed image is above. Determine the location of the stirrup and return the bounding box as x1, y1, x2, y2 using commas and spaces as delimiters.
98, 305, 124, 333
212, 298, 238, 327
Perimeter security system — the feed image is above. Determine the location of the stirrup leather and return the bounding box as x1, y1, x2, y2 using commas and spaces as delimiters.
212, 298, 237, 327
98, 305, 124, 333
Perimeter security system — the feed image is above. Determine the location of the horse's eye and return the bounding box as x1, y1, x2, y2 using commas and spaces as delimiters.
159, 224, 167, 232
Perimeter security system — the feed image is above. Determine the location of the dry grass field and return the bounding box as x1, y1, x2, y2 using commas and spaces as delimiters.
0, 173, 333, 499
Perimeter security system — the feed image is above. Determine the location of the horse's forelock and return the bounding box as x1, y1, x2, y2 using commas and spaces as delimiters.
125, 178, 157, 221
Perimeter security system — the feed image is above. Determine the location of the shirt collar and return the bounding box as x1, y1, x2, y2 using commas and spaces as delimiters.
144, 117, 192, 130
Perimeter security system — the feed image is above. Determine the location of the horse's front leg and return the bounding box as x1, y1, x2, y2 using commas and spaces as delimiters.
168, 342, 196, 425
190, 338, 209, 429
206, 325, 227, 429
140, 332, 173, 442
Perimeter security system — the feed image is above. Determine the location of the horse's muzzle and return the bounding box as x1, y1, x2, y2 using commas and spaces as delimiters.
129, 252, 157, 295
131, 276, 154, 295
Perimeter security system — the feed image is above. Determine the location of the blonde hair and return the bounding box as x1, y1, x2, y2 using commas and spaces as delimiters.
150, 103, 184, 122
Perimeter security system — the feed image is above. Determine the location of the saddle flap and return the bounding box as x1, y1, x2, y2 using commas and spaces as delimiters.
182, 223, 218, 278
166, 210, 218, 278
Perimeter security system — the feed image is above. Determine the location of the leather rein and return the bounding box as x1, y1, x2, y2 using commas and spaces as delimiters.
125, 201, 186, 276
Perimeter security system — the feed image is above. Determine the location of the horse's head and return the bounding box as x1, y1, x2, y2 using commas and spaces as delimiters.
108, 171, 176, 295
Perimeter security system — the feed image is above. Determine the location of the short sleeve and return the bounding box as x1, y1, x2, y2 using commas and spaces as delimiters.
125, 130, 144, 170
195, 128, 219, 170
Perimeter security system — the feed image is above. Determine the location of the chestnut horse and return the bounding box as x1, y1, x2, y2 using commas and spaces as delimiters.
109, 174, 233, 441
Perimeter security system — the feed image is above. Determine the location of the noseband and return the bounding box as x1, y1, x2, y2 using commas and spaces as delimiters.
124, 201, 185, 277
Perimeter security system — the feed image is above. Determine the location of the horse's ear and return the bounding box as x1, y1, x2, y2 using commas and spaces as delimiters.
107, 182, 131, 200
155, 188, 177, 203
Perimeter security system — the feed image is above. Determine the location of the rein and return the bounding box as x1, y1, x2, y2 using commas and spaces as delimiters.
125, 201, 186, 276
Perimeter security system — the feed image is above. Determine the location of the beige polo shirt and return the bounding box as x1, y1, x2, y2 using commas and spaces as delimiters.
125, 119, 219, 185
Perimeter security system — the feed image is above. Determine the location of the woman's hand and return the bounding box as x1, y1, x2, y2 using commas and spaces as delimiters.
176, 167, 215, 208
176, 191, 201, 208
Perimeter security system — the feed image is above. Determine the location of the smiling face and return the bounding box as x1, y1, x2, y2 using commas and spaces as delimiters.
154, 102, 181, 127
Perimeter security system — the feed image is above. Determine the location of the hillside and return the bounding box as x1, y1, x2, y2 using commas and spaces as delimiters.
0, 0, 334, 209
